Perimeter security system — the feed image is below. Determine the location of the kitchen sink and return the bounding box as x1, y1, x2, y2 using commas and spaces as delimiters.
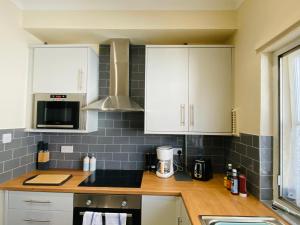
200, 216, 284, 225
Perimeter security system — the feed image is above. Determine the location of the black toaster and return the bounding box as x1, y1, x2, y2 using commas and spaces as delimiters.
192, 159, 213, 181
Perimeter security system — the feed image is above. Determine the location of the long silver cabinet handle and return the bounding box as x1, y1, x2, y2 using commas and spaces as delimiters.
191, 104, 194, 127
24, 219, 51, 223
78, 69, 83, 91
180, 104, 185, 126
189, 105, 192, 127
24, 200, 52, 204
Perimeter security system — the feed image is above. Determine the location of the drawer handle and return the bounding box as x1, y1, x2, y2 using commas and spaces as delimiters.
24, 219, 51, 223
24, 200, 52, 204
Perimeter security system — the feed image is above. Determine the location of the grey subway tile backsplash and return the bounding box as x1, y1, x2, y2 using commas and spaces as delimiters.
226, 133, 273, 200
0, 128, 42, 183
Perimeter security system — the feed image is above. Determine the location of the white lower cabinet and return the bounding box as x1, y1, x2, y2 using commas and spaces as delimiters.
142, 195, 191, 225
5, 191, 73, 225
7, 209, 73, 225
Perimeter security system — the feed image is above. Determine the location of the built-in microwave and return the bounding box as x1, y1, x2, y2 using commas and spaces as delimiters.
33, 93, 86, 129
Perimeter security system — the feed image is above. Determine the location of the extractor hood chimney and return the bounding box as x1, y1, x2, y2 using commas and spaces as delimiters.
83, 39, 144, 112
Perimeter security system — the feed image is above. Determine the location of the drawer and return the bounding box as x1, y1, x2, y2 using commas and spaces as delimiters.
8, 191, 73, 211
7, 209, 73, 225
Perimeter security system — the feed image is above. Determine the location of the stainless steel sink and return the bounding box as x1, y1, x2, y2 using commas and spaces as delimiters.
200, 216, 284, 225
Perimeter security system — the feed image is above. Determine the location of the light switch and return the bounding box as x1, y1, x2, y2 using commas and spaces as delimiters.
61, 145, 73, 153
2, 133, 12, 144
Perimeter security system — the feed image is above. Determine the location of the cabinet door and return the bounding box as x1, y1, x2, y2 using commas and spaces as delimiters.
188, 48, 232, 134
142, 195, 178, 225
33, 47, 87, 93
145, 47, 189, 134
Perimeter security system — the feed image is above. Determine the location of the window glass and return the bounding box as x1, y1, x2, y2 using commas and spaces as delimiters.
280, 47, 300, 207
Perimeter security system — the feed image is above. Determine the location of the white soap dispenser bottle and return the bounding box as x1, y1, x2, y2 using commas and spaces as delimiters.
83, 154, 90, 172
90, 154, 96, 172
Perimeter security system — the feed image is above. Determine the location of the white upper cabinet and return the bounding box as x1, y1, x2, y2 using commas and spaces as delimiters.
145, 45, 232, 135
189, 47, 232, 134
145, 47, 189, 133
32, 47, 88, 93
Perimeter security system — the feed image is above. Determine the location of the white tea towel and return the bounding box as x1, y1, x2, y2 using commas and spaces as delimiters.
105, 213, 120, 225
92, 212, 103, 225
119, 213, 127, 225
83, 211, 94, 225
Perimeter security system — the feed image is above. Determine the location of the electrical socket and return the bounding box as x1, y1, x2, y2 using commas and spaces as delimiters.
173, 148, 182, 155
61, 145, 73, 153
2, 133, 12, 144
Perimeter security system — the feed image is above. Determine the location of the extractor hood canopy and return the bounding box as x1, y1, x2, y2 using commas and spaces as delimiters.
83, 39, 144, 112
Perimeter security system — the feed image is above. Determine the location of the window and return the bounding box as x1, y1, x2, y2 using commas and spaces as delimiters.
274, 41, 300, 214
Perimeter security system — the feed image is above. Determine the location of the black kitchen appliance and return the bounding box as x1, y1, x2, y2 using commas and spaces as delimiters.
73, 194, 141, 225
144, 152, 157, 172
33, 93, 85, 129
78, 170, 143, 188
75, 170, 143, 225
192, 159, 213, 181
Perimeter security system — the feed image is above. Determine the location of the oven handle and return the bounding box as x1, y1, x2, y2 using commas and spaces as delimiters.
79, 212, 133, 217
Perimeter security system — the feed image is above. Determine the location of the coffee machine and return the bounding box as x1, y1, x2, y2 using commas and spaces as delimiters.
156, 146, 174, 178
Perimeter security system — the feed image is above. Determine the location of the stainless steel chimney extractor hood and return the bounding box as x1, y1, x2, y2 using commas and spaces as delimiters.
83, 39, 144, 112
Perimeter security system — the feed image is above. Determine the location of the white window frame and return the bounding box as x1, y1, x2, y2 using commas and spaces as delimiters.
273, 38, 300, 215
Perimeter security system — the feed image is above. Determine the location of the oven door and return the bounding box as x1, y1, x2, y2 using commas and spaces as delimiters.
73, 207, 141, 225
36, 101, 80, 129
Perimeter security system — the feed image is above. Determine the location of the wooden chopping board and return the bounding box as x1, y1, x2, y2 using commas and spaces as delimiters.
23, 174, 72, 186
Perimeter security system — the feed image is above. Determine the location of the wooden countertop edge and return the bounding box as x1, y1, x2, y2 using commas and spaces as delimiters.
0, 186, 182, 196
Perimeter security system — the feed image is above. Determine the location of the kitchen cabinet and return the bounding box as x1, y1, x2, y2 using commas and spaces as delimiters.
188, 47, 232, 133
145, 47, 189, 133
142, 195, 178, 225
145, 45, 232, 135
5, 191, 73, 225
32, 46, 98, 98
142, 195, 191, 225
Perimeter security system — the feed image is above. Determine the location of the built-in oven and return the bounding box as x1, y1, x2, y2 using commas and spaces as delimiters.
73, 194, 141, 225
33, 93, 86, 129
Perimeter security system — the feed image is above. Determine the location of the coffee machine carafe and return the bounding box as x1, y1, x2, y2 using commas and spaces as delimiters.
156, 146, 174, 178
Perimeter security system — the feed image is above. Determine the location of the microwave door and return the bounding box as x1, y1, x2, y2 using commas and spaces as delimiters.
36, 101, 80, 129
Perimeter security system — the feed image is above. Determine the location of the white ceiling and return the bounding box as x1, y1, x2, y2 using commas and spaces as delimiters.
11, 0, 244, 11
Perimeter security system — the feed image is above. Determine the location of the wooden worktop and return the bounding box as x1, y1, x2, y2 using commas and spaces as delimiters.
0, 170, 286, 225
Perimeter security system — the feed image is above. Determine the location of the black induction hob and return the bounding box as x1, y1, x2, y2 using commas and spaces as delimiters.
78, 170, 143, 188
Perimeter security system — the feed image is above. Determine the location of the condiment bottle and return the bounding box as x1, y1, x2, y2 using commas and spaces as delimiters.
90, 154, 96, 172
83, 154, 90, 172
231, 169, 239, 195
239, 174, 247, 197
224, 176, 228, 188
226, 163, 232, 190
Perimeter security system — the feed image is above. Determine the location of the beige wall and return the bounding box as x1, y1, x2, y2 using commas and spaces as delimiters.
22, 10, 237, 44
23, 10, 237, 30
232, 0, 300, 135
0, 0, 41, 129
